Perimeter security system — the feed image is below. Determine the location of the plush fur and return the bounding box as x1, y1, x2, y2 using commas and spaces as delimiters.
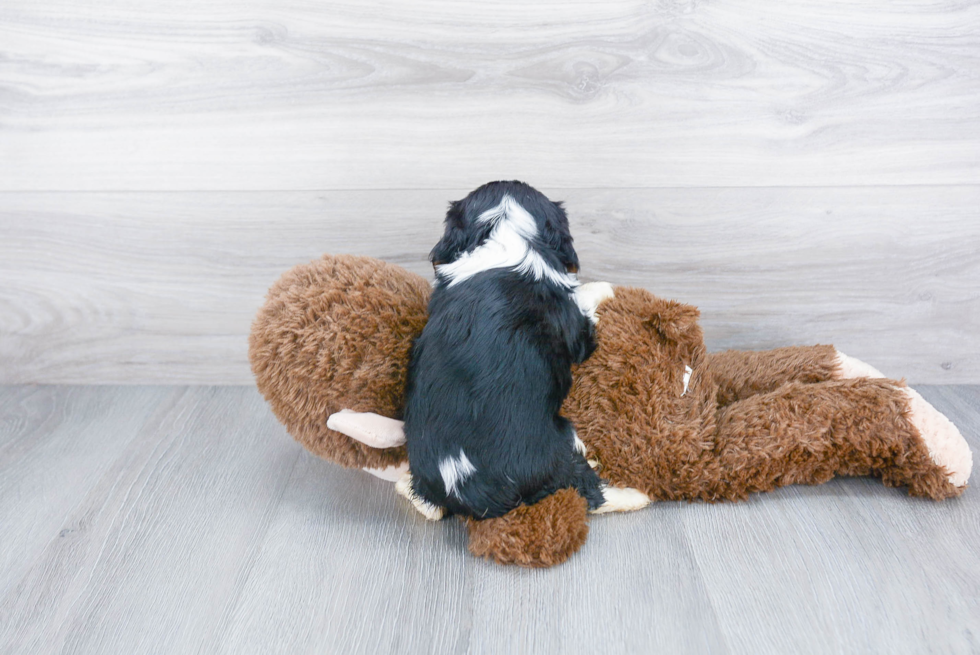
466, 488, 589, 567
249, 255, 426, 471
249, 254, 972, 567
404, 181, 604, 518
562, 289, 962, 502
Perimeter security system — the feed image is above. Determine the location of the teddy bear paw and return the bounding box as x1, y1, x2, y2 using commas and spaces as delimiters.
327, 409, 407, 448
834, 350, 886, 379
901, 387, 973, 487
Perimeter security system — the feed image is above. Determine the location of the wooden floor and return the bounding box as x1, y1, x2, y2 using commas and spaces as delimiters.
1, 384, 978, 654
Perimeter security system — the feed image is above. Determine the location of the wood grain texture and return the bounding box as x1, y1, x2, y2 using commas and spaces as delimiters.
216, 455, 729, 654
2, 187, 977, 384
0, 386, 301, 655
0, 385, 977, 654
1, 0, 978, 190
0, 386, 171, 596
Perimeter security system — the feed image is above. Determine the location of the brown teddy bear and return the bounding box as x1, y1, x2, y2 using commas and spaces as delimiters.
249, 254, 972, 567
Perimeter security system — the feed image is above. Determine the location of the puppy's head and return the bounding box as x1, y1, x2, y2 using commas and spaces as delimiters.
430, 181, 579, 274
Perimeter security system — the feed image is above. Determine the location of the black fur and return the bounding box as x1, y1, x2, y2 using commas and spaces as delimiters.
403, 181, 606, 519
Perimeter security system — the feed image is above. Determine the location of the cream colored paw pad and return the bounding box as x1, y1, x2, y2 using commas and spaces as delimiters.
834, 350, 886, 380
902, 387, 973, 487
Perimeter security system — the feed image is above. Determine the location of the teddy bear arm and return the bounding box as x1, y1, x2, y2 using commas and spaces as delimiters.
326, 410, 407, 449
324, 410, 412, 481
707, 345, 840, 407
708, 378, 970, 501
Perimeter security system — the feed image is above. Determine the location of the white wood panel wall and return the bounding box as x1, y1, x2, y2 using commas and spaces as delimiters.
1, 0, 978, 383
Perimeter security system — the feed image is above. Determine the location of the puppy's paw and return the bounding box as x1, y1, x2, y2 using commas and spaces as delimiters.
574, 282, 615, 325
395, 473, 446, 521
591, 485, 651, 514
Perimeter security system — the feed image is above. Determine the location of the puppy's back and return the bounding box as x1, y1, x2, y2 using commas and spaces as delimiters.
404, 270, 587, 518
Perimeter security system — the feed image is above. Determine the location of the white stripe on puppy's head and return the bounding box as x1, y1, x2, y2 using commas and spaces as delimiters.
435, 195, 579, 289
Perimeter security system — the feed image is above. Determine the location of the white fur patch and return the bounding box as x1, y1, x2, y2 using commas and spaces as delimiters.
436, 195, 579, 290
574, 282, 615, 325
439, 450, 477, 498
573, 430, 587, 456
682, 365, 693, 396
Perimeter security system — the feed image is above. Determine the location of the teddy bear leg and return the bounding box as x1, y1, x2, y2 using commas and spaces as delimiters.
707, 345, 840, 406
900, 385, 972, 488
829, 353, 971, 487
710, 378, 971, 501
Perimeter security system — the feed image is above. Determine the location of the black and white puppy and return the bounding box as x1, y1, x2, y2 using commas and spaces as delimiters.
399, 181, 640, 520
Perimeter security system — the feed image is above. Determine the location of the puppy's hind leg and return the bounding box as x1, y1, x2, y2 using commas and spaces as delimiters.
564, 437, 651, 514
395, 472, 446, 521
592, 484, 651, 514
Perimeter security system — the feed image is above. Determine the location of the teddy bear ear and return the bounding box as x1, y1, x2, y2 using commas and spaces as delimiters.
644, 300, 702, 346
466, 489, 589, 567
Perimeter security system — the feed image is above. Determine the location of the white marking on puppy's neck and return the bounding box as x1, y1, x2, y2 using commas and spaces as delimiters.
439, 450, 477, 498
436, 195, 579, 289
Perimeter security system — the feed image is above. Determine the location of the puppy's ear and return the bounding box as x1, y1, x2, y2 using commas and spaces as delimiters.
544, 201, 579, 274
429, 200, 467, 266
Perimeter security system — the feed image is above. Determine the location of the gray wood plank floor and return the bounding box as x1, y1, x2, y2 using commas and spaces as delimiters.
1, 385, 977, 654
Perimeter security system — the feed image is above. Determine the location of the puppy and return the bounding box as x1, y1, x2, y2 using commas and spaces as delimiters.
401, 180, 618, 520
